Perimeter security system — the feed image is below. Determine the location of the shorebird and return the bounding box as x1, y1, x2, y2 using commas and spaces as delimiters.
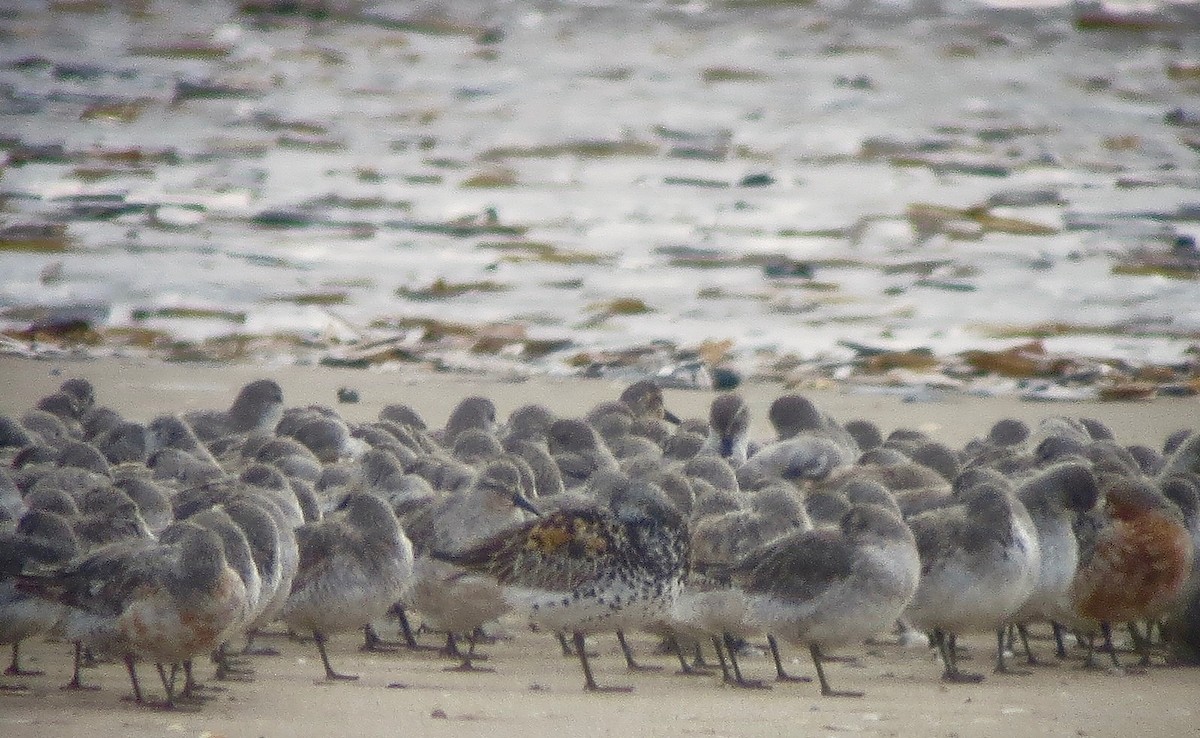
736, 503, 921, 696
403, 458, 540, 669
438, 396, 498, 446
1070, 475, 1193, 670
904, 482, 1040, 682
735, 435, 853, 491
17, 525, 247, 707
183, 379, 284, 443
282, 492, 414, 681
676, 483, 811, 687
703, 393, 751, 465
1, 510, 78, 690
619, 379, 680, 425
1008, 462, 1099, 666
434, 476, 689, 691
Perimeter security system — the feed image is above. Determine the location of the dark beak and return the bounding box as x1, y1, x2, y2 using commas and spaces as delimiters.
512, 493, 542, 517
663, 409, 681, 425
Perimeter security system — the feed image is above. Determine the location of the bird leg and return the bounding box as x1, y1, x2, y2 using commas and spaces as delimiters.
767, 635, 811, 683
994, 628, 1031, 675
393, 605, 434, 651
314, 631, 358, 681
809, 644, 863, 698
1052, 622, 1068, 659
721, 632, 769, 690
671, 636, 713, 676
936, 630, 984, 683
5, 642, 43, 677
573, 632, 632, 693
361, 623, 401, 653
557, 631, 576, 657
1127, 621, 1153, 669
124, 653, 145, 704
617, 630, 662, 672
444, 631, 495, 673
60, 641, 100, 691
1016, 624, 1055, 667
241, 628, 281, 657
213, 642, 253, 681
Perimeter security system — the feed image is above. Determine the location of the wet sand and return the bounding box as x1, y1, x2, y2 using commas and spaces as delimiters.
1, 355, 1198, 737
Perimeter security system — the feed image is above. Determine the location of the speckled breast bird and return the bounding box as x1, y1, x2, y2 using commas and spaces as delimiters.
434, 478, 689, 692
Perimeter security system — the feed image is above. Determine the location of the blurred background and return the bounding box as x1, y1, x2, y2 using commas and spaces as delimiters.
1, 0, 1198, 394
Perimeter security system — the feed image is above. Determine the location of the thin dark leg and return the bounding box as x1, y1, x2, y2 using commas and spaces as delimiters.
1082, 632, 1100, 669
445, 631, 495, 672
61, 641, 99, 691
1052, 622, 1068, 659
557, 632, 575, 657
693, 642, 712, 669
0, 643, 32, 691
154, 662, 179, 708
1101, 622, 1122, 670
712, 636, 733, 683
617, 631, 662, 672
5, 641, 42, 677
936, 630, 984, 683
361, 623, 403, 653
722, 632, 768, 690
994, 628, 1030, 675
1016, 624, 1054, 667
1127, 622, 1152, 668
394, 606, 423, 649
314, 631, 358, 681
242, 628, 280, 657
213, 641, 251, 682
809, 643, 863, 697
124, 654, 144, 704
441, 632, 462, 659
767, 634, 811, 683
670, 636, 712, 676
573, 631, 631, 693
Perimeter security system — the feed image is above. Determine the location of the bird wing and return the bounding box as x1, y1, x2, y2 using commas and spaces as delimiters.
731, 528, 854, 603
16, 538, 164, 616
433, 508, 618, 592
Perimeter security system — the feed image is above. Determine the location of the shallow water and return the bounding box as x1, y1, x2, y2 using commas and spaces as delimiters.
1, 0, 1198, 385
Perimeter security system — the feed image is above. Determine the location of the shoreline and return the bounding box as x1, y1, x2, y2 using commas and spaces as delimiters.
2, 354, 1197, 448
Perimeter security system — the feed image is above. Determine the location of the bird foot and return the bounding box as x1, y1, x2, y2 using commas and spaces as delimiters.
941, 670, 985, 684
724, 677, 771, 690
60, 678, 101, 692
444, 662, 496, 673
4, 666, 43, 677
775, 673, 813, 684
584, 683, 634, 693
360, 641, 401, 653
822, 688, 865, 698
319, 672, 360, 683
0, 683, 30, 693
674, 666, 716, 677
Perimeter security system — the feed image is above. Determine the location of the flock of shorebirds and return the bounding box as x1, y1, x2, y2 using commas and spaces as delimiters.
1, 376, 1198, 709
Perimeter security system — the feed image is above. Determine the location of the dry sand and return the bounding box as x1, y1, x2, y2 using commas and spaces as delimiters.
1, 355, 1198, 738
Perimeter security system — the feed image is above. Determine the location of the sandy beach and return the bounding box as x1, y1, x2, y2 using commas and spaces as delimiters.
1, 355, 1198, 738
